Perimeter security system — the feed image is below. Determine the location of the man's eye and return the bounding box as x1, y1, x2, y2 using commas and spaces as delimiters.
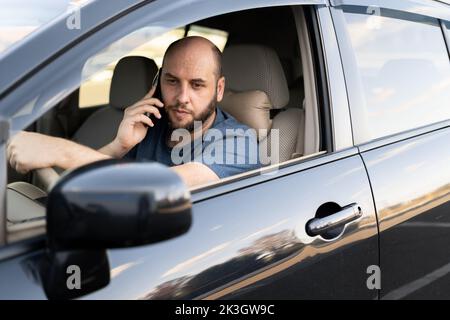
192, 82, 203, 89
166, 79, 177, 85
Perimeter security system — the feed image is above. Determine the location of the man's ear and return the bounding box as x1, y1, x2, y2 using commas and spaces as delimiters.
216, 76, 225, 102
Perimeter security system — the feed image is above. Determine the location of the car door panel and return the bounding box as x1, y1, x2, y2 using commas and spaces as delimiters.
361, 127, 450, 299
96, 153, 378, 299
0, 152, 379, 299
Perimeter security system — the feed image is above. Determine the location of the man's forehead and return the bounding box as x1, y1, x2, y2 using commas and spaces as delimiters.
163, 44, 216, 79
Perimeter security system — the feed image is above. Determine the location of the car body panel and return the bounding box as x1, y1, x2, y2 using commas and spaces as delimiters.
361, 127, 450, 299
0, 151, 378, 299
0, 0, 449, 300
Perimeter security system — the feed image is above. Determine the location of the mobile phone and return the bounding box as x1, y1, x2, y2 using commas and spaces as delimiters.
152, 67, 162, 100
145, 68, 162, 125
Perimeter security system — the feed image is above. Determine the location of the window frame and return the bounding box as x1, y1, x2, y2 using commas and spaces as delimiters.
330, 1, 450, 147
330, 0, 450, 21
442, 20, 450, 57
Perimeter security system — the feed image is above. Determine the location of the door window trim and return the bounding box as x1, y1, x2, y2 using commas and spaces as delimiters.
358, 119, 450, 153
442, 20, 450, 57
315, 6, 354, 151
330, 0, 450, 21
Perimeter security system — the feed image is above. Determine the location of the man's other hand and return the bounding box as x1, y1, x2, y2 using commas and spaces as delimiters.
7, 131, 61, 174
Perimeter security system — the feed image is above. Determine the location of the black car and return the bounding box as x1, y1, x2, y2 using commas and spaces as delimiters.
0, 0, 449, 299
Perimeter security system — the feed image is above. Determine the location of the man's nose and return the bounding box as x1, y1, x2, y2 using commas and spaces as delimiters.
176, 83, 190, 105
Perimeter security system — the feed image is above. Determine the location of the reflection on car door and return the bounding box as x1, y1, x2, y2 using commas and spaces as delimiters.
334, 3, 450, 299
76, 150, 378, 299
361, 128, 450, 299
0, 151, 379, 299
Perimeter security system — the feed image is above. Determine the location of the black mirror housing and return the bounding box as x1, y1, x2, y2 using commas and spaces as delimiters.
41, 159, 192, 299
46, 159, 192, 250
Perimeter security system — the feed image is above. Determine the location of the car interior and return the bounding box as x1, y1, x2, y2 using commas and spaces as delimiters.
5, 5, 324, 242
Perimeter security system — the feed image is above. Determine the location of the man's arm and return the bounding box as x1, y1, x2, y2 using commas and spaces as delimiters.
8, 131, 220, 188
58, 139, 114, 169
7, 131, 112, 174
171, 162, 220, 188
7, 85, 163, 174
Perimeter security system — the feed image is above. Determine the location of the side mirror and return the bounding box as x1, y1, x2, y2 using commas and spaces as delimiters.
40, 159, 192, 299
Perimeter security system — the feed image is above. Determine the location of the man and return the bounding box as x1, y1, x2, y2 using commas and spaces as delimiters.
7, 36, 261, 188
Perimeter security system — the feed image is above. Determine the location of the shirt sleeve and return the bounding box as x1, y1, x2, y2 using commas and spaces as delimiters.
122, 144, 138, 160
200, 129, 261, 179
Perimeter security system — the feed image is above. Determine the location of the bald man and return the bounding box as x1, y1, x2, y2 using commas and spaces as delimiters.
7, 36, 261, 188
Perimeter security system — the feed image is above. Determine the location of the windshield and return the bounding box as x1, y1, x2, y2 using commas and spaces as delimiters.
0, 0, 91, 55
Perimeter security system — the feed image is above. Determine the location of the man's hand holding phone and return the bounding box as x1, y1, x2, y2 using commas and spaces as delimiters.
143, 68, 162, 122
112, 79, 164, 155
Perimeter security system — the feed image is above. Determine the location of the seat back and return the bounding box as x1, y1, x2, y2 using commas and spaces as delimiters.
73, 56, 158, 149
221, 44, 305, 164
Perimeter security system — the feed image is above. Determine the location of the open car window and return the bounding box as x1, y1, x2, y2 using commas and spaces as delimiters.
79, 26, 228, 108
5, 4, 323, 244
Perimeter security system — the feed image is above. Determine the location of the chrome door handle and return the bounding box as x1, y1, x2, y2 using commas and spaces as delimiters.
306, 204, 362, 237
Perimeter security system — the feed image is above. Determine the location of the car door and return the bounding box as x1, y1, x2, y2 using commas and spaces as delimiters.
0, 157, 379, 300
0, 0, 379, 299
331, 1, 450, 299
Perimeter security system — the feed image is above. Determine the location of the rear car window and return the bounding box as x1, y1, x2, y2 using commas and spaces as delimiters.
343, 7, 450, 142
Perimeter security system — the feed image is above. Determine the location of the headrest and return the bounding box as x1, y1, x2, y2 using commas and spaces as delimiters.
222, 44, 289, 109
109, 56, 158, 110
220, 90, 272, 141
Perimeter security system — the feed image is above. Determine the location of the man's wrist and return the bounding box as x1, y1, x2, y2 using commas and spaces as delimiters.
106, 139, 131, 158
54, 137, 74, 168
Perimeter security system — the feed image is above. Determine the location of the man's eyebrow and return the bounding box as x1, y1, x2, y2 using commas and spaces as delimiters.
164, 72, 178, 79
164, 73, 207, 83
191, 78, 206, 83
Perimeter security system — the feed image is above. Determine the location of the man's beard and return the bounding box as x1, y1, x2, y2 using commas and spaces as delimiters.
167, 94, 217, 133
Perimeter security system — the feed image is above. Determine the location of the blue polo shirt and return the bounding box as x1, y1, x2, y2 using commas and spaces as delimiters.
123, 107, 261, 178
